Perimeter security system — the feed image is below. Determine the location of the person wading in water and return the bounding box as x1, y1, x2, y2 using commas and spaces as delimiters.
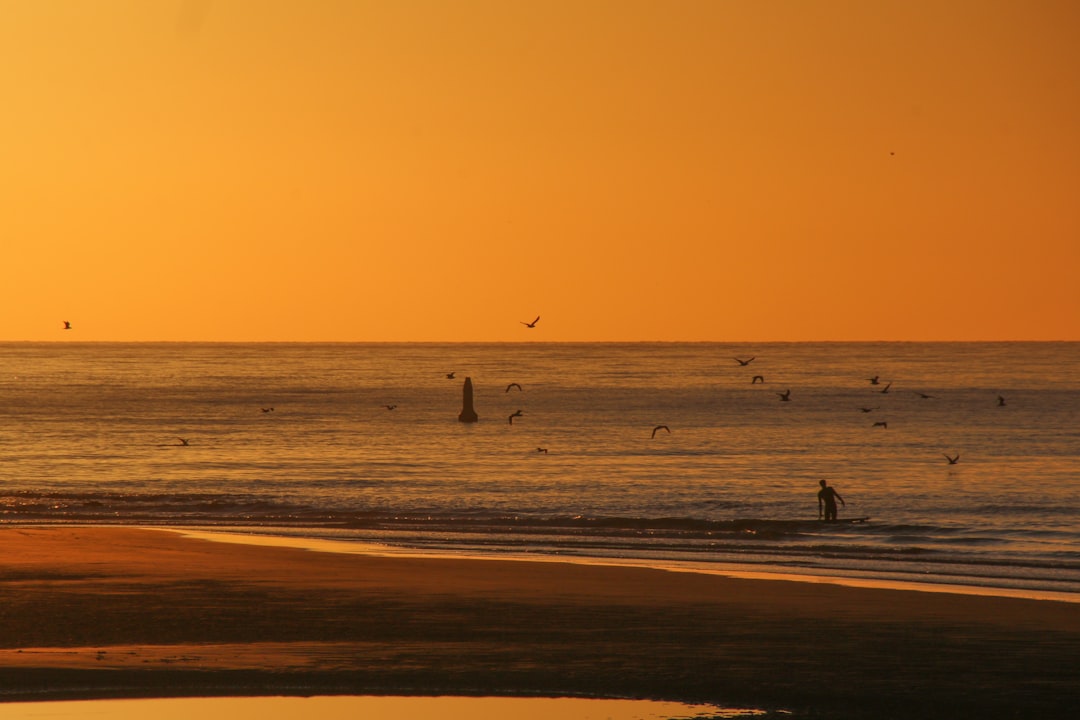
818, 479, 845, 521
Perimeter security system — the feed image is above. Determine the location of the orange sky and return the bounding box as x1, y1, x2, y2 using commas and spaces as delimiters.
2, 0, 1077, 342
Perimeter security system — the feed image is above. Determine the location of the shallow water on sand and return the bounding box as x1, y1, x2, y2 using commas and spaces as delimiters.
0, 695, 764, 720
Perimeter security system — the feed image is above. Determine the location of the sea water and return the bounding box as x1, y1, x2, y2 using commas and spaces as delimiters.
1, 342, 1078, 595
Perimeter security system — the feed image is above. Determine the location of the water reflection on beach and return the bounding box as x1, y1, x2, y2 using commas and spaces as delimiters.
0, 695, 765, 719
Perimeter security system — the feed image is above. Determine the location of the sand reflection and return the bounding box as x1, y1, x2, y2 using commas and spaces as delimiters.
0, 695, 764, 719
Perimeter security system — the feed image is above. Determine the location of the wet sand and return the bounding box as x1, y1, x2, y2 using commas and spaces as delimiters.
1, 527, 1078, 719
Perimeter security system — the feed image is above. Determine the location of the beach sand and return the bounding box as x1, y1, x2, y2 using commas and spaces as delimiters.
1, 527, 1078, 719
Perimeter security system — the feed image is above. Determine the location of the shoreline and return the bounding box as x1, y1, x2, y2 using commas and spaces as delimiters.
168, 526, 1080, 604
2, 526, 1078, 719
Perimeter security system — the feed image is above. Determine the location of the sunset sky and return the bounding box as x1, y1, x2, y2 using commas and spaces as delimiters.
2, 0, 1077, 342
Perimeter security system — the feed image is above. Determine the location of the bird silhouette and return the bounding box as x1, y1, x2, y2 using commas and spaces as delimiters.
508, 409, 523, 424
63, 321, 72, 330
868, 375, 879, 385
261, 407, 274, 413
384, 404, 397, 410
735, 357, 755, 366
521, 316, 540, 328
537, 447, 548, 454
879, 383, 892, 394
651, 425, 670, 438
943, 453, 960, 465
872, 421, 888, 429
997, 395, 1006, 407
177, 438, 190, 446
446, 372, 456, 379
505, 383, 522, 392
859, 407, 877, 413
777, 389, 791, 401
751, 375, 765, 384
913, 391, 934, 399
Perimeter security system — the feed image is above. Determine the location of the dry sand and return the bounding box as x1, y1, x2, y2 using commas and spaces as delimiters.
1, 527, 1078, 719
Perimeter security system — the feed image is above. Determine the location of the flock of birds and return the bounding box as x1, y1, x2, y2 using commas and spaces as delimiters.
64, 316, 1008, 466
378, 316, 542, 446
56, 316, 544, 447
373, 322, 1010, 467
410, 348, 1004, 467
382, 321, 539, 426
728, 356, 1011, 466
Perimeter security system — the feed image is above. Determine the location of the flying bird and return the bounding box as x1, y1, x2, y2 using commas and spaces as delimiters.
505, 383, 522, 392
508, 409, 523, 425
868, 375, 880, 385
859, 407, 877, 413
521, 316, 540, 328
872, 421, 888, 429
943, 453, 960, 465
384, 404, 397, 410
261, 407, 274, 413
751, 375, 765, 384
177, 438, 190, 446
651, 425, 670, 438
63, 321, 72, 330
879, 383, 892, 394
913, 391, 934, 399
735, 357, 755, 366
537, 447, 548, 454
446, 372, 456, 379
777, 389, 791, 402
997, 395, 1006, 407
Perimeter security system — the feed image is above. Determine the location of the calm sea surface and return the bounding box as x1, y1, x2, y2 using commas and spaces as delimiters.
2, 342, 1078, 595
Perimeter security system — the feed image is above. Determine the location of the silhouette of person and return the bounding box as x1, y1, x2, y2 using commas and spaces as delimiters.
818, 479, 845, 521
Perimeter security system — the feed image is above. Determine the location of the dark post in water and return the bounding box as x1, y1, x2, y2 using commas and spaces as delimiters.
459, 376, 479, 423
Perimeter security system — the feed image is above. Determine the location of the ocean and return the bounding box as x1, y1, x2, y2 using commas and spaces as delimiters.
1, 342, 1078, 596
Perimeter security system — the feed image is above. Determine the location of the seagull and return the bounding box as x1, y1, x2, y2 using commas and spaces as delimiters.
446, 372, 456, 379
521, 316, 540, 328
997, 395, 1006, 407
735, 357, 755, 366
63, 321, 72, 330
872, 421, 888, 429
868, 376, 880, 385
651, 425, 670, 438
913, 391, 934, 399
751, 375, 765, 384
505, 383, 522, 392
177, 438, 190, 446
943, 453, 959, 465
879, 382, 892, 394
508, 409, 523, 425
777, 389, 791, 401
384, 404, 397, 410
537, 447, 548, 454
859, 407, 878, 413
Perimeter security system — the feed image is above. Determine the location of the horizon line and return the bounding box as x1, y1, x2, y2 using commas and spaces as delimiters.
2, 338, 1076, 345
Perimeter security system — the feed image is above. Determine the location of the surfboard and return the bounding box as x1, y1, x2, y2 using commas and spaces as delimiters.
728, 518, 871, 533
